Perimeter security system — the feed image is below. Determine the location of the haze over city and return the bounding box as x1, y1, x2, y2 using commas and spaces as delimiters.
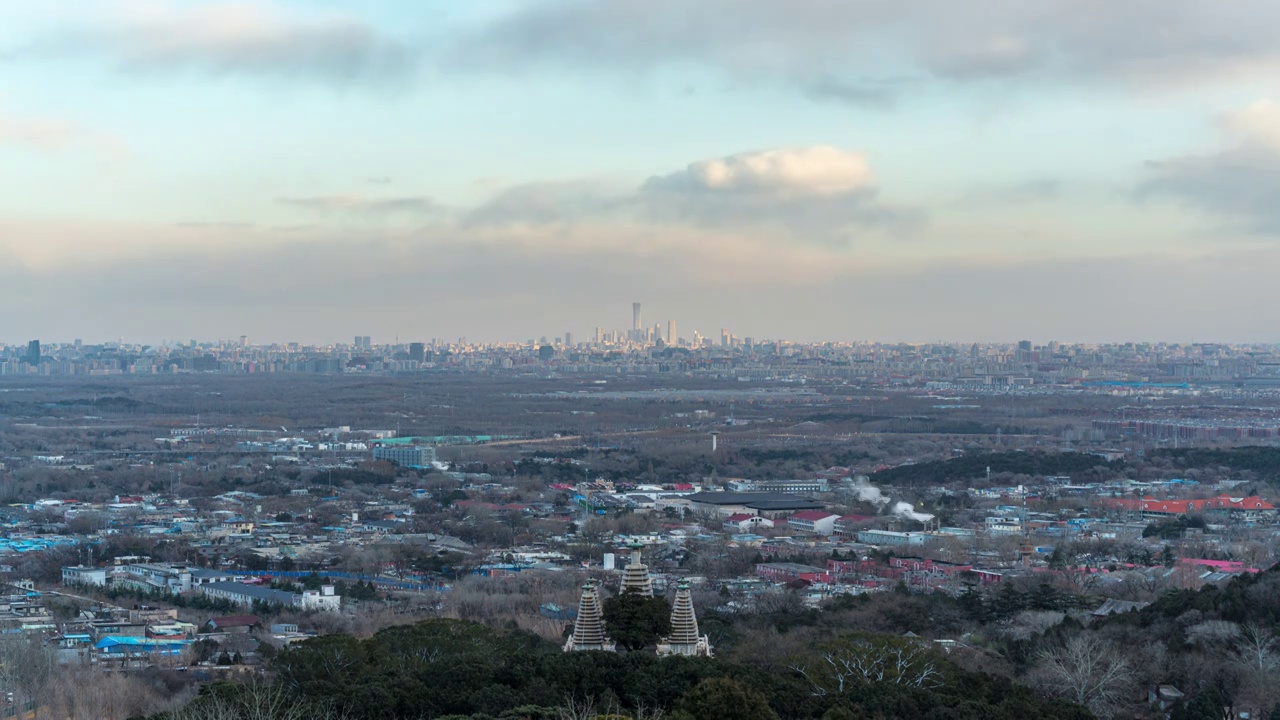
5, 1, 1280, 342
7, 5, 1280, 720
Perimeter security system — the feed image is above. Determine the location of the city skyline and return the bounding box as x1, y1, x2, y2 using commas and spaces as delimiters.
4, 2, 1280, 342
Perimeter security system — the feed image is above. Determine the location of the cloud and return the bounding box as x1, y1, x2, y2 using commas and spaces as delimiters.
464, 147, 918, 244
0, 109, 127, 160
0, 112, 77, 150
22, 0, 416, 84
454, 0, 1280, 93
277, 194, 441, 216
175, 221, 254, 230
965, 178, 1063, 205
462, 181, 618, 227
802, 76, 901, 107
647, 146, 875, 196
638, 147, 917, 242
1139, 100, 1280, 234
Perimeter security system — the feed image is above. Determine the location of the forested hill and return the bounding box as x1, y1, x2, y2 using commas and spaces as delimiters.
154, 619, 1090, 720
1148, 447, 1280, 485
872, 451, 1124, 486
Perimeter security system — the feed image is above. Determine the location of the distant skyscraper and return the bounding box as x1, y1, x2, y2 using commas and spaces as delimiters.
632, 302, 642, 331
361, 336, 372, 349
25, 340, 39, 365
564, 332, 573, 348
239, 335, 247, 348
720, 328, 730, 347
409, 342, 425, 362
1016, 339, 1033, 363
667, 320, 676, 345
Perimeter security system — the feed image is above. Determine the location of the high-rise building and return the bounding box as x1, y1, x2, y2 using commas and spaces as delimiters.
667, 320, 676, 346
564, 332, 573, 348
1016, 339, 1033, 364
25, 340, 40, 366
632, 302, 642, 331
408, 343, 425, 362
721, 328, 730, 347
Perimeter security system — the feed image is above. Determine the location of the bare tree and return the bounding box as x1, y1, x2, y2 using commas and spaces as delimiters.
790, 634, 943, 696
0, 634, 57, 718
1033, 634, 1135, 719
170, 678, 351, 720
1236, 623, 1279, 674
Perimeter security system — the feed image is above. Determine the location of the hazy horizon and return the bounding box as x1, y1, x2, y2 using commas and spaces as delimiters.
5, 1, 1280, 343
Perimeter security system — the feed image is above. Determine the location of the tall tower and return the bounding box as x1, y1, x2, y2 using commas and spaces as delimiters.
632, 303, 642, 332
620, 545, 654, 597
657, 579, 713, 657
667, 320, 676, 346
563, 579, 616, 652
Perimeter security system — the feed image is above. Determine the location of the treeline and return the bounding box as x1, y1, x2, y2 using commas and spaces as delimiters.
873, 451, 1124, 485
1150, 446, 1280, 484
153, 619, 1089, 720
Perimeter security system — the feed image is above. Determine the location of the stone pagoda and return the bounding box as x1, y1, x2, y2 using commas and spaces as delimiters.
563, 579, 616, 652
619, 544, 654, 597
656, 579, 713, 657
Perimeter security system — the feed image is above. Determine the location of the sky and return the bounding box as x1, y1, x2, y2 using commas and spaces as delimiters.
2, 0, 1280, 345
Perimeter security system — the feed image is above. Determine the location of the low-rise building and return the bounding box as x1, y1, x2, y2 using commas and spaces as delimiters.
787, 511, 840, 536
755, 562, 833, 584
372, 444, 437, 468
199, 582, 341, 611
856, 529, 928, 547
62, 566, 109, 587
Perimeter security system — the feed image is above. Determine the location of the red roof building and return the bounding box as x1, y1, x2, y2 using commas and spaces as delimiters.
1103, 494, 1275, 519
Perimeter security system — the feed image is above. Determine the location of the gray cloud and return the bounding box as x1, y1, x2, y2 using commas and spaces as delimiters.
1141, 150, 1280, 234
1138, 101, 1280, 234
278, 195, 441, 216
22, 2, 417, 84
466, 147, 922, 243
453, 0, 1280, 92
462, 182, 620, 227
965, 178, 1063, 205
175, 221, 255, 230
802, 76, 902, 107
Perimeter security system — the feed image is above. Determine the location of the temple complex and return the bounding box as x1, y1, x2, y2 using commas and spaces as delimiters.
656, 579, 713, 657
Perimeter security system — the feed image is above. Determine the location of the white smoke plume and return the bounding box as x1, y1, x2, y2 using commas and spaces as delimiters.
851, 478, 889, 508
891, 501, 935, 524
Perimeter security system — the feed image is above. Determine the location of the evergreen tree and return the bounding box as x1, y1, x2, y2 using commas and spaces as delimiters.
673, 678, 779, 720
601, 590, 671, 651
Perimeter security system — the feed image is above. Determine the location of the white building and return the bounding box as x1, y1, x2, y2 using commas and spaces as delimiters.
856, 529, 928, 547
200, 582, 341, 612
787, 511, 841, 536
62, 566, 108, 587
372, 445, 437, 468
